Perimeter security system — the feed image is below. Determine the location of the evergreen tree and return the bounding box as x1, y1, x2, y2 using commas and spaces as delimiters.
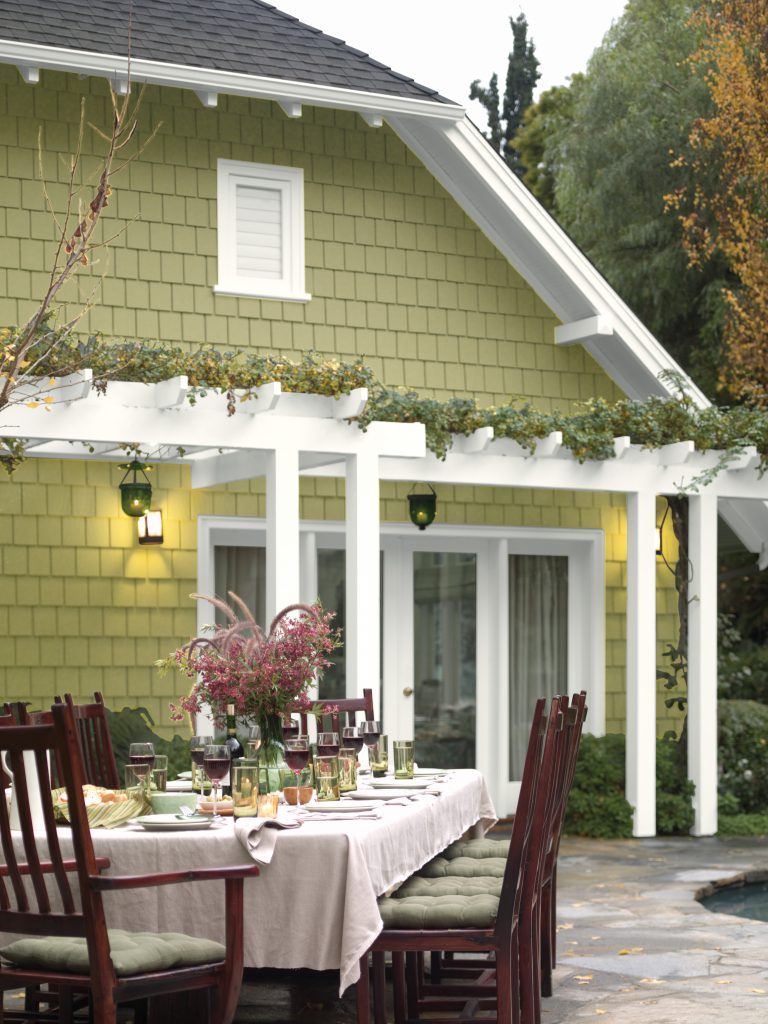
470, 12, 540, 176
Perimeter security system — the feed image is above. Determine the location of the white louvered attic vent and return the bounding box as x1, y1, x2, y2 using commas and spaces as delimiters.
236, 184, 282, 279
215, 160, 310, 302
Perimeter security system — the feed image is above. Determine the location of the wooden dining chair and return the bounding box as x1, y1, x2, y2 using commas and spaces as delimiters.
539, 690, 587, 1001
0, 700, 260, 1024
290, 687, 376, 735
356, 696, 561, 1024
56, 691, 121, 790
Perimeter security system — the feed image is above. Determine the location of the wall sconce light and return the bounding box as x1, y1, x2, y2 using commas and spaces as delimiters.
408, 483, 437, 531
138, 509, 163, 545
119, 460, 152, 517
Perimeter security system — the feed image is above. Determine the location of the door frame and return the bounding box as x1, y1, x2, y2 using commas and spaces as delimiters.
198, 516, 605, 812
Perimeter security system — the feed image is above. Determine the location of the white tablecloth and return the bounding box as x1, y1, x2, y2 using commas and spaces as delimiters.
13, 770, 495, 994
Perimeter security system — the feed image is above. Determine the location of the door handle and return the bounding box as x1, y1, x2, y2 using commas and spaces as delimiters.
402, 687, 414, 697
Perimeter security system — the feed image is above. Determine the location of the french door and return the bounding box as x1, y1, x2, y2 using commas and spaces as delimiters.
200, 518, 603, 815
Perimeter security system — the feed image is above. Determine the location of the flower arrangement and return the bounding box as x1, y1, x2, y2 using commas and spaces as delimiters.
161, 593, 341, 725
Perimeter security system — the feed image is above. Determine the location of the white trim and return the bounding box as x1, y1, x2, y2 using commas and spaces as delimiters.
0, 39, 464, 122
215, 159, 309, 302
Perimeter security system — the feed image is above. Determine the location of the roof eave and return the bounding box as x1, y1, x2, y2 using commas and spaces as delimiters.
0, 38, 465, 123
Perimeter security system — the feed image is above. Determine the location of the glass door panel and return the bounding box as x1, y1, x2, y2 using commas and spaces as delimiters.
316, 548, 346, 700
413, 552, 477, 769
508, 554, 568, 779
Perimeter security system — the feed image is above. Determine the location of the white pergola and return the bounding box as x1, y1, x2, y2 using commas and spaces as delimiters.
3, 372, 768, 837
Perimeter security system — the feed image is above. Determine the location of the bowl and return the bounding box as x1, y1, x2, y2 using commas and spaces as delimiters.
150, 793, 198, 815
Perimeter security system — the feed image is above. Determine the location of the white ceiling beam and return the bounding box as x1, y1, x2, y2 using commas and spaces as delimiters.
332, 388, 368, 420
450, 427, 494, 455
534, 431, 563, 459
360, 110, 383, 128
191, 450, 268, 489
278, 100, 302, 118
111, 77, 130, 95
554, 315, 614, 347
196, 90, 218, 108
17, 64, 39, 84
658, 441, 696, 465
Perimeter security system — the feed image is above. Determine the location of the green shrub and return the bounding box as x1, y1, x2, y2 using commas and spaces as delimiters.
718, 615, 768, 702
564, 734, 633, 838
717, 813, 768, 837
718, 699, 768, 813
564, 733, 694, 838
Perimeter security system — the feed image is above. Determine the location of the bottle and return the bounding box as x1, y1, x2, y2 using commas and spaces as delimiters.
222, 704, 244, 796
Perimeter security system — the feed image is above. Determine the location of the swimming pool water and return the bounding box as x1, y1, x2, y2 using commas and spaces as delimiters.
700, 879, 768, 922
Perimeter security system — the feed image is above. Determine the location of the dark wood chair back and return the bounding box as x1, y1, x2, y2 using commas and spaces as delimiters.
0, 701, 260, 1024
291, 687, 376, 735
58, 692, 121, 790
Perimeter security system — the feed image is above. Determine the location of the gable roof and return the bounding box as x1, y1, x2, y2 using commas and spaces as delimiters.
0, 0, 452, 103
0, 2, 765, 557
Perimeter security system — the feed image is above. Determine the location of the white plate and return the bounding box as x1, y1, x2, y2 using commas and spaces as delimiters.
413, 768, 448, 777
350, 789, 416, 800
369, 778, 434, 789
175, 771, 193, 779
166, 780, 193, 792
302, 801, 378, 813
132, 814, 213, 832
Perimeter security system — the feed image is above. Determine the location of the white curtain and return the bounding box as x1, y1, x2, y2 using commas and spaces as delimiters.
508, 554, 568, 779
214, 546, 266, 628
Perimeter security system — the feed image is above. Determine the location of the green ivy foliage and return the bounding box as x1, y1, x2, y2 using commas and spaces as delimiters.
5, 327, 768, 473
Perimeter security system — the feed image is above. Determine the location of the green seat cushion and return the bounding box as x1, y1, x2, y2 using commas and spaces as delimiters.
395, 875, 502, 899
418, 855, 506, 879
379, 893, 499, 929
442, 838, 510, 860
0, 929, 226, 977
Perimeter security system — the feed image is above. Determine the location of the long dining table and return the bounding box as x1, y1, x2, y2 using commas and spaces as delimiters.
52, 769, 495, 994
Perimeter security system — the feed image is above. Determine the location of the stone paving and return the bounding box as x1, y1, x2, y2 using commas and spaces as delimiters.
232, 834, 768, 1023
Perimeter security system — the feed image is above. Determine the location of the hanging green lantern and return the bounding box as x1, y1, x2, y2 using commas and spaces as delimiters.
119, 460, 152, 517
407, 483, 437, 531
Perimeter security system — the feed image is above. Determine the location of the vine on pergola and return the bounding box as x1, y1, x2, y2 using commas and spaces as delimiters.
3, 330, 768, 478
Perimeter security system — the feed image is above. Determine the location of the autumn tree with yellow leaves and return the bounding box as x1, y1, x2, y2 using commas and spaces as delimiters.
667, 0, 768, 405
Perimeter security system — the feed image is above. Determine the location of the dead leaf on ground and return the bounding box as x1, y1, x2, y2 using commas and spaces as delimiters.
617, 947, 644, 955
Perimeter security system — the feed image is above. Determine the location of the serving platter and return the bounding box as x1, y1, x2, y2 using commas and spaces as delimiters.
369, 778, 435, 790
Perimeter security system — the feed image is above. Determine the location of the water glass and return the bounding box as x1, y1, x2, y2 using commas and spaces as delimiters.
370, 735, 389, 777
314, 755, 341, 801
231, 762, 260, 818
393, 741, 414, 780
339, 747, 358, 792
151, 754, 168, 792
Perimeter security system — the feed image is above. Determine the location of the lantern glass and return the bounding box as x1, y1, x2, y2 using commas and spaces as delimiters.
119, 460, 152, 517
408, 491, 437, 531
138, 510, 163, 545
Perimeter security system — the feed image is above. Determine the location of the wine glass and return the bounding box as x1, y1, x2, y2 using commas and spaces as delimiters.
129, 742, 155, 795
190, 735, 208, 793
359, 721, 381, 748
284, 737, 310, 808
203, 743, 230, 819
317, 731, 340, 757
282, 716, 300, 743
342, 726, 364, 755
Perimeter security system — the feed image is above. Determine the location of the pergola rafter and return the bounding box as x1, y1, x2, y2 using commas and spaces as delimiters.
2, 375, 767, 837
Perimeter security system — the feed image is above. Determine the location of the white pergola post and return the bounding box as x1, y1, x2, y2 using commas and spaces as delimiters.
345, 453, 381, 712
265, 447, 300, 622
626, 490, 657, 837
687, 491, 719, 835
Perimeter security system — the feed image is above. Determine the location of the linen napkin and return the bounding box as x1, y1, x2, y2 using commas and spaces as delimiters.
234, 816, 301, 865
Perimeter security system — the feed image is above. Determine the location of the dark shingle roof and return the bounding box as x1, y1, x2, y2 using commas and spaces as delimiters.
0, 0, 454, 103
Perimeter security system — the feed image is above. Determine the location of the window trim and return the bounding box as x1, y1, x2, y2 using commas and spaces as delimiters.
214, 159, 311, 302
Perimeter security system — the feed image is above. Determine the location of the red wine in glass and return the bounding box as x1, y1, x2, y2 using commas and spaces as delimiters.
128, 754, 155, 778
203, 757, 230, 783
284, 748, 309, 773
190, 748, 205, 768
